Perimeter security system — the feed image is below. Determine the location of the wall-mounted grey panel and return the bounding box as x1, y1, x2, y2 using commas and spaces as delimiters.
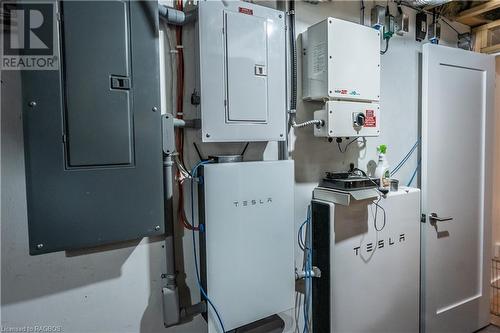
22, 0, 164, 255
63, 1, 133, 167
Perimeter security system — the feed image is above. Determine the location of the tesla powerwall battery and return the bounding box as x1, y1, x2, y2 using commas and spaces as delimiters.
302, 18, 381, 102
21, 1, 165, 254
195, 1, 287, 142
199, 161, 294, 332
311, 188, 420, 333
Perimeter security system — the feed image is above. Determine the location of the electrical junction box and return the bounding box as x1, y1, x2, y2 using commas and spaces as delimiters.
199, 160, 294, 332
371, 5, 386, 30
396, 10, 410, 36
415, 11, 427, 42
302, 18, 381, 102
314, 101, 380, 138
195, 1, 286, 142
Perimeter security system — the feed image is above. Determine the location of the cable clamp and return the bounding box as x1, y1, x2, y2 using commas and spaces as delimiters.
287, 9, 295, 15
176, 45, 184, 49
169, 50, 178, 54
295, 266, 322, 280
176, 112, 184, 116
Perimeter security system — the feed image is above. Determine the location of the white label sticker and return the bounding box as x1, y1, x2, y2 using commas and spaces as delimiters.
312, 42, 327, 75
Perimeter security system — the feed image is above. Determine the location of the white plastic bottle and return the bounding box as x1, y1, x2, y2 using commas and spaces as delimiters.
374, 144, 390, 189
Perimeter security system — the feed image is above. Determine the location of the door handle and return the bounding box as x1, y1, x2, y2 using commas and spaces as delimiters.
430, 213, 453, 222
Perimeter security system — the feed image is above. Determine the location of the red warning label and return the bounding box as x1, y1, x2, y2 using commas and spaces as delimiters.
365, 110, 376, 128
238, 7, 253, 15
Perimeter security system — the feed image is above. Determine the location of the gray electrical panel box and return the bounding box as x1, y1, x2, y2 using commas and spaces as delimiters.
21, 1, 165, 255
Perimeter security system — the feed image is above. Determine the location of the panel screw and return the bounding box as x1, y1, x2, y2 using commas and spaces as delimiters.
206, 133, 210, 138
36, 243, 44, 249
154, 225, 160, 231
280, 134, 283, 137
279, 14, 282, 18
152, 106, 158, 112
29, 101, 37, 107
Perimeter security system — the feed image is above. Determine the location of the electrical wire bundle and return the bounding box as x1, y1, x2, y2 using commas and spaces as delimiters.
390, 139, 420, 186
337, 137, 366, 153
391, 139, 419, 176
298, 206, 313, 333
190, 160, 226, 333
170, 0, 199, 231
348, 167, 387, 231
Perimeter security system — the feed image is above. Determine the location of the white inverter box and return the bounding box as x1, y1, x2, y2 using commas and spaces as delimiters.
302, 17, 381, 102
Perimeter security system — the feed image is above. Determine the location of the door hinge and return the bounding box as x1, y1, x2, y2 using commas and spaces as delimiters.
421, 213, 426, 223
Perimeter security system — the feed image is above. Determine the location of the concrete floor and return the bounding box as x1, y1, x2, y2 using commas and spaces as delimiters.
479, 325, 500, 333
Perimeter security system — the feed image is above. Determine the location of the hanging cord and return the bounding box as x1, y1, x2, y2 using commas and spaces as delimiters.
373, 197, 387, 231
407, 159, 421, 187
337, 137, 366, 153
380, 37, 390, 55
360, 0, 365, 25
349, 167, 388, 231
391, 139, 420, 176
190, 160, 226, 333
300, 206, 312, 333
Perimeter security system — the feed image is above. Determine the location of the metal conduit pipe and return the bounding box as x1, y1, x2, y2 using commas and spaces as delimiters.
291, 117, 324, 129
162, 154, 180, 327
158, 4, 196, 26
173, 118, 201, 129
158, 4, 185, 25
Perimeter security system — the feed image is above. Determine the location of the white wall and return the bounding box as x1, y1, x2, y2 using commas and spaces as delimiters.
1, 1, 467, 332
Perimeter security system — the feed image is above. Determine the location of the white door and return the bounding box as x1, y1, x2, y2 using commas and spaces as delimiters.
421, 44, 494, 333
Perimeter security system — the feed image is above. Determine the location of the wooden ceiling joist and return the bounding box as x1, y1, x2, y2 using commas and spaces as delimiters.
456, 0, 500, 27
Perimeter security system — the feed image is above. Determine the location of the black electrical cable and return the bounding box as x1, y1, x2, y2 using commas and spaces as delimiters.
440, 17, 461, 36
360, 0, 365, 25
337, 137, 363, 153
240, 142, 250, 157
380, 38, 390, 55
348, 166, 388, 231
374, 197, 387, 231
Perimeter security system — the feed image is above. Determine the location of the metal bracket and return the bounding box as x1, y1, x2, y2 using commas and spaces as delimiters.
162, 113, 175, 155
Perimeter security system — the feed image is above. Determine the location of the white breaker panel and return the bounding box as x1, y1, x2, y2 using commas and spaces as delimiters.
196, 1, 286, 142
302, 17, 380, 102
314, 101, 380, 138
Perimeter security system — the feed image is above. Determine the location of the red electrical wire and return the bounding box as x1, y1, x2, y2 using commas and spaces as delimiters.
174, 0, 198, 231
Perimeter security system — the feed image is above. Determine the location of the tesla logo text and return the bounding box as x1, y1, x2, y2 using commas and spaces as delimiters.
233, 197, 272, 207
353, 234, 406, 256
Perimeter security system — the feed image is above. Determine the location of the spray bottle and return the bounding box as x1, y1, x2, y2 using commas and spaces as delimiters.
375, 144, 390, 189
